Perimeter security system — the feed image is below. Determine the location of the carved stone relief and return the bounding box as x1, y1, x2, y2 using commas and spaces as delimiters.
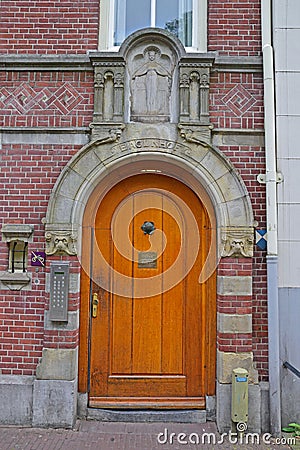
179, 65, 211, 124
92, 63, 125, 124
221, 227, 254, 258
89, 124, 125, 145
178, 125, 212, 147
45, 230, 77, 256
127, 43, 176, 123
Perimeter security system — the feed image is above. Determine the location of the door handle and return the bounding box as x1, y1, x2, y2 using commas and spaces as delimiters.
92, 293, 99, 318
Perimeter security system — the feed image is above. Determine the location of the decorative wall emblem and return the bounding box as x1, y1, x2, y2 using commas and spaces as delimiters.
255, 229, 267, 250
45, 231, 77, 256
221, 227, 254, 258
221, 85, 256, 117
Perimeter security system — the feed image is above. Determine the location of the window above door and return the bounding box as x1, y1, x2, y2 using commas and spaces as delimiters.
99, 0, 207, 52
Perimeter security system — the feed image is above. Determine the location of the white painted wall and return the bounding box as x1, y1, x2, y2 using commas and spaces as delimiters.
274, 0, 300, 426
274, 0, 300, 287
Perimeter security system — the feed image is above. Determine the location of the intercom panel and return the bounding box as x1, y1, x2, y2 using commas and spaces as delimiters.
49, 262, 69, 322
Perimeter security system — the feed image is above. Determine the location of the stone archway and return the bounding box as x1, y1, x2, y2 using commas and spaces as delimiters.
45, 132, 254, 255
42, 131, 258, 427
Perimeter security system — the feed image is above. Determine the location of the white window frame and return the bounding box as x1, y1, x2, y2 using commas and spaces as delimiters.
98, 0, 207, 52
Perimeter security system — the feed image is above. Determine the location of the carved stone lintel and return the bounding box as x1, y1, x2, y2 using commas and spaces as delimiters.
45, 230, 77, 256
221, 227, 254, 258
1, 224, 34, 243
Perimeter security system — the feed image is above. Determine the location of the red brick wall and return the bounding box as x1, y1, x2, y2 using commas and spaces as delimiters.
0, 144, 84, 375
215, 141, 267, 380
208, 0, 261, 56
0, 0, 99, 54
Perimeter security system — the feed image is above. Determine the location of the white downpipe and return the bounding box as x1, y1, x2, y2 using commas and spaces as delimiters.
262, 1, 277, 256
261, 0, 281, 436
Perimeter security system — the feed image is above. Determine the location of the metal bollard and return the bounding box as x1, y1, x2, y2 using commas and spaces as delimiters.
231, 367, 249, 431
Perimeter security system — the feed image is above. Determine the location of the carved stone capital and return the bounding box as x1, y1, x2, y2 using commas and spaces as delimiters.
221, 227, 254, 258
45, 230, 77, 256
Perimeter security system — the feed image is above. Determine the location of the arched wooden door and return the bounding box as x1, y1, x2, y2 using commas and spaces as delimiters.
79, 174, 216, 409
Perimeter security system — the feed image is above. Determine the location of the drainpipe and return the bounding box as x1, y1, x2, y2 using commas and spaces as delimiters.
261, 0, 281, 436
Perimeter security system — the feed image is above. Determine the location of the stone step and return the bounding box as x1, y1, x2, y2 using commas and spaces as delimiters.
86, 408, 206, 423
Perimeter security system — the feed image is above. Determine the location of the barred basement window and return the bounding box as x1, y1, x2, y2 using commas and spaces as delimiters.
9, 240, 28, 273
0, 224, 33, 290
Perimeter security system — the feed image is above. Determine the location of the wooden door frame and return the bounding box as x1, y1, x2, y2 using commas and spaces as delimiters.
78, 173, 217, 406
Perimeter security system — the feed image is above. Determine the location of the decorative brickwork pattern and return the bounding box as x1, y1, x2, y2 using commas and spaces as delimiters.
210, 73, 264, 129
0, 72, 94, 127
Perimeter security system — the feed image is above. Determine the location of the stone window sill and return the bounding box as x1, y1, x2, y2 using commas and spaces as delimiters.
0, 271, 31, 291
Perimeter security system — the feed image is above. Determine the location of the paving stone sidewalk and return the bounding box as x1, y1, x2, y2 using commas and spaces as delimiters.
0, 421, 297, 450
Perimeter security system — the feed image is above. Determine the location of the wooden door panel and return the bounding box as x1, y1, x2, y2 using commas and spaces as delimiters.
107, 376, 186, 396
80, 174, 216, 408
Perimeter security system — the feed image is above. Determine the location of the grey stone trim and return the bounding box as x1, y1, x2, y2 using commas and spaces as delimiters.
217, 313, 252, 334
212, 128, 265, 147
214, 55, 263, 73
1, 128, 90, 146
36, 348, 78, 381
0, 54, 92, 71
87, 408, 206, 423
1, 223, 34, 242
77, 392, 88, 419
260, 382, 270, 433
206, 395, 216, 421
0, 53, 262, 75
44, 310, 79, 332
45, 229, 77, 256
0, 271, 32, 291
217, 276, 252, 296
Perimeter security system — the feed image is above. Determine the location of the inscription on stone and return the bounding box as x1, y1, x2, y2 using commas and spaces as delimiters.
138, 251, 157, 269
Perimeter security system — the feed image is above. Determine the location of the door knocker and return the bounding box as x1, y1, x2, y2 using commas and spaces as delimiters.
141, 221, 156, 235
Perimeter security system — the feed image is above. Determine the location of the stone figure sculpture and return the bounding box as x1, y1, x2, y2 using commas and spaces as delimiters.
131, 46, 172, 121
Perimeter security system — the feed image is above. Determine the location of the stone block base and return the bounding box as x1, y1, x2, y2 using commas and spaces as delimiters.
0, 375, 34, 425
32, 379, 77, 428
